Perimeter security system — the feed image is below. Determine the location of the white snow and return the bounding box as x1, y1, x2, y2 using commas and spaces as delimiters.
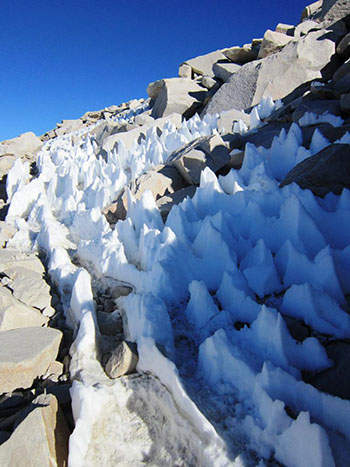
5, 97, 350, 466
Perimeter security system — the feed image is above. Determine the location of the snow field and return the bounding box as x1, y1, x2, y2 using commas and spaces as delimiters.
5, 100, 350, 466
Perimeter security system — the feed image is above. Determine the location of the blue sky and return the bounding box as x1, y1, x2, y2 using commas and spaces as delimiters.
0, 0, 308, 141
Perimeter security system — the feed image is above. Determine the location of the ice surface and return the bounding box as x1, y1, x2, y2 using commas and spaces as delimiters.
5, 97, 350, 466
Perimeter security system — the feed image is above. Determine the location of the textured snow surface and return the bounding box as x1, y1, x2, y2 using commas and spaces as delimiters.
6, 103, 350, 466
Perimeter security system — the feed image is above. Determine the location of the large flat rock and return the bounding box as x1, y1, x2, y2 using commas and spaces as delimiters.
0, 393, 69, 466
181, 49, 227, 78
0, 249, 45, 275
9, 273, 52, 311
0, 287, 48, 331
280, 143, 350, 196
0, 327, 62, 394
204, 30, 335, 115
0, 132, 42, 160
167, 134, 230, 185
150, 78, 207, 119
320, 0, 350, 24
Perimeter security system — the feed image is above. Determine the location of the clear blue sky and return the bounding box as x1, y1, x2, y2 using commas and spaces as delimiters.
0, 0, 308, 141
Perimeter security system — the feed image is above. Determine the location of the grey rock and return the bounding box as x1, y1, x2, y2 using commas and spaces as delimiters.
147, 79, 165, 100
333, 58, 350, 82
275, 23, 295, 35
0, 327, 62, 394
0, 393, 69, 467
308, 341, 350, 399
340, 93, 350, 113
204, 60, 261, 115
309, 83, 340, 99
168, 134, 230, 185
204, 31, 335, 116
217, 109, 250, 133
182, 49, 227, 78
0, 132, 42, 161
156, 185, 196, 220
201, 76, 217, 90
336, 32, 350, 59
226, 122, 292, 151
320, 0, 350, 25
0, 222, 16, 247
301, 122, 350, 147
300, 0, 322, 21
223, 150, 245, 171
97, 311, 123, 336
105, 341, 138, 378
0, 155, 16, 180
257, 30, 294, 59
223, 44, 259, 64
0, 249, 45, 275
294, 20, 320, 38
292, 99, 341, 122
131, 165, 187, 199
55, 119, 85, 136
0, 287, 48, 331
109, 285, 133, 299
134, 110, 154, 126
280, 143, 350, 196
42, 360, 64, 383
151, 78, 207, 119
178, 63, 192, 78
213, 61, 241, 82
9, 273, 52, 311
334, 72, 350, 92
89, 120, 123, 147
103, 164, 187, 223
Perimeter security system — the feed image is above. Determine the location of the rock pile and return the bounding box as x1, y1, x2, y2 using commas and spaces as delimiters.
1, 0, 350, 465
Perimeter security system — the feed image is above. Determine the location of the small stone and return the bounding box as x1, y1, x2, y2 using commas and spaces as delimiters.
275, 23, 295, 35
213, 61, 241, 82
178, 63, 192, 78
105, 341, 138, 378
223, 44, 259, 64
201, 76, 217, 89
257, 30, 293, 59
110, 285, 133, 299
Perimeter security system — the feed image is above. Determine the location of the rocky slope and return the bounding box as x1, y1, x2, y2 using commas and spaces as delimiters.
0, 0, 350, 465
